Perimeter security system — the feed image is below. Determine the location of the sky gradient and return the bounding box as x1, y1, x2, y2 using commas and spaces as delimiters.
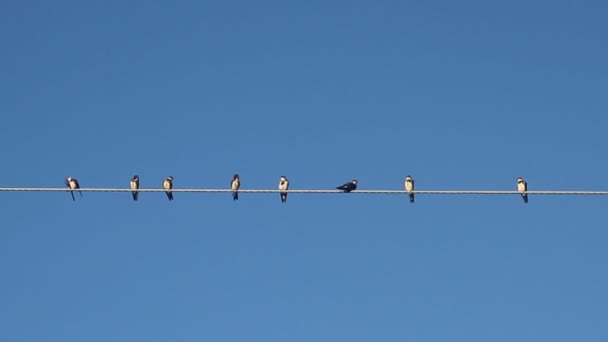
1, 1, 607, 341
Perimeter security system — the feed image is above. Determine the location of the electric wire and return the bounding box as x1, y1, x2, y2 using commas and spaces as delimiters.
0, 187, 607, 195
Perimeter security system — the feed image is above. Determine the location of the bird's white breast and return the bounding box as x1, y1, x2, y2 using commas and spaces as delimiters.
279, 181, 289, 191
517, 182, 525, 192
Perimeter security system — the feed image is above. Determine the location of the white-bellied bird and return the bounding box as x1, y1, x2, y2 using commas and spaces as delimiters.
130, 175, 140, 201
279, 176, 289, 203
517, 177, 528, 203
405, 175, 415, 203
231, 174, 240, 201
163, 176, 174, 201
65, 177, 82, 201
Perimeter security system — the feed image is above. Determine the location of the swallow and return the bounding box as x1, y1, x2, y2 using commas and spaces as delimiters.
130, 175, 140, 201
163, 176, 174, 201
279, 176, 289, 203
231, 174, 240, 200
65, 176, 82, 201
405, 175, 415, 203
517, 177, 528, 203
336, 179, 357, 192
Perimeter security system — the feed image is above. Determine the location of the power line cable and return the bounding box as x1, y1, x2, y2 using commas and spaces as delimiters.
0, 187, 607, 195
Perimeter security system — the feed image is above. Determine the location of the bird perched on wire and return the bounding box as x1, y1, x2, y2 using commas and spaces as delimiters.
278, 176, 289, 203
231, 174, 240, 200
516, 177, 528, 203
336, 179, 357, 193
404, 175, 415, 203
130, 175, 140, 201
65, 177, 82, 201
163, 176, 174, 201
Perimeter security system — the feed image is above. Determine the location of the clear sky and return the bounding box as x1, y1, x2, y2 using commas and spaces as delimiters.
1, 1, 607, 341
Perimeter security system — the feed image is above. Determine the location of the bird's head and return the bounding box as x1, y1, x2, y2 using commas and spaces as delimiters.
352, 180, 358, 184
167, 176, 173, 181
132, 175, 139, 181
233, 174, 239, 180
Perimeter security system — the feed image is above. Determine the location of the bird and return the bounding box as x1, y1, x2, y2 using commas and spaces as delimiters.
130, 175, 140, 201
517, 177, 528, 203
231, 174, 240, 200
279, 176, 289, 203
163, 176, 174, 201
336, 179, 357, 192
65, 177, 82, 201
405, 175, 415, 203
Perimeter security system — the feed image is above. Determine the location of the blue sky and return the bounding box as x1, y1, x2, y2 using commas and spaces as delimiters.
1, 1, 607, 341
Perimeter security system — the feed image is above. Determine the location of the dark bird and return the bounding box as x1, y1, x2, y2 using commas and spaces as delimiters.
130, 175, 140, 201
517, 177, 528, 203
336, 179, 358, 193
65, 177, 82, 201
163, 176, 174, 201
405, 175, 415, 203
279, 176, 289, 203
231, 174, 240, 200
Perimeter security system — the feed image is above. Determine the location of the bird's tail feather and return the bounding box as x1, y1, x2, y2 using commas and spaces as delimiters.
70, 191, 75, 201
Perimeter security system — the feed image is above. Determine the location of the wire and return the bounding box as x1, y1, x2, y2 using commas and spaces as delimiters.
0, 187, 607, 195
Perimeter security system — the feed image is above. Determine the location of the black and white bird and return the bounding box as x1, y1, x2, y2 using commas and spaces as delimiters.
336, 179, 357, 193
65, 176, 82, 201
130, 175, 140, 201
278, 176, 289, 203
404, 175, 415, 203
517, 177, 528, 203
163, 176, 174, 201
231, 174, 240, 201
